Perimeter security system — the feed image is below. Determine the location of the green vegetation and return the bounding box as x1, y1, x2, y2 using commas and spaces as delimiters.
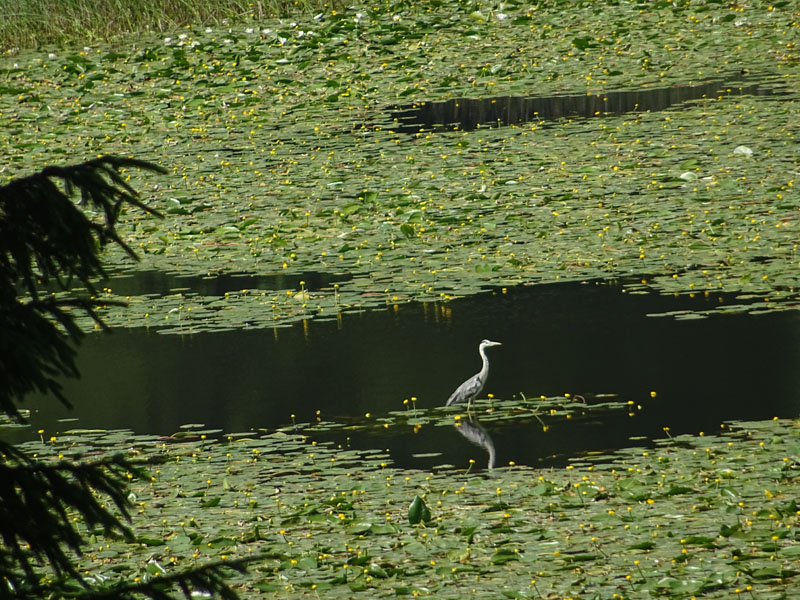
14, 414, 800, 598
0, 0, 330, 49
2, 0, 796, 334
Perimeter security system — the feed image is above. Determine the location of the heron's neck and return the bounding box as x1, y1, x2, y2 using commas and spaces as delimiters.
478, 345, 490, 378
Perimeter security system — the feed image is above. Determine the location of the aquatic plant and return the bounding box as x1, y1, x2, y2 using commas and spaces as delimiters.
11, 415, 799, 598
0, 0, 796, 333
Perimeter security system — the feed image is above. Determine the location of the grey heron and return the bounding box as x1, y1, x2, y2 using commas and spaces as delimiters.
445, 339, 502, 409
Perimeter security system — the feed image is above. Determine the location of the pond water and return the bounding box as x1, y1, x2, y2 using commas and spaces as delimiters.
15, 279, 800, 470
75, 269, 351, 297
389, 73, 788, 133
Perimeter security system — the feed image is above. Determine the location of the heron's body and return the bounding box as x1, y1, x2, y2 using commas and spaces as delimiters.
445, 339, 501, 408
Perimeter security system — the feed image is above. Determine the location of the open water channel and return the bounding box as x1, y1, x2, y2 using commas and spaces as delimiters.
15, 276, 800, 470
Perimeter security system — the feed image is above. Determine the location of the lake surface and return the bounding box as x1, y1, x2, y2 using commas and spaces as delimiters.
15, 279, 800, 470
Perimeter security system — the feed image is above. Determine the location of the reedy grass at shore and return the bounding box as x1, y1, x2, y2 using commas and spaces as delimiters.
0, 0, 332, 50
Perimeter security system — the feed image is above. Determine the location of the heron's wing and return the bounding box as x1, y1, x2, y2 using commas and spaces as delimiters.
445, 373, 483, 406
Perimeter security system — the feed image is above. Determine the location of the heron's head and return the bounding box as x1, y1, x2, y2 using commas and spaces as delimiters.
480, 339, 502, 349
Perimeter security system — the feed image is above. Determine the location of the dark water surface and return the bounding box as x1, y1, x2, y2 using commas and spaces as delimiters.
15, 281, 800, 469
79, 269, 350, 297
389, 73, 788, 133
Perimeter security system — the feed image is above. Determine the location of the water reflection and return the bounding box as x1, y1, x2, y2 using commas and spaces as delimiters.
390, 74, 787, 133
454, 415, 496, 470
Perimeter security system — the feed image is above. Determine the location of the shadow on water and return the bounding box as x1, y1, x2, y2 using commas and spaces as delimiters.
76, 269, 350, 297
389, 73, 789, 133
12, 280, 800, 470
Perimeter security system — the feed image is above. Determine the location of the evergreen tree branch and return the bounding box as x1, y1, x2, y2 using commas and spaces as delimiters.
0, 156, 165, 299
0, 157, 257, 600
0, 156, 165, 417
0, 441, 138, 592
73, 556, 259, 600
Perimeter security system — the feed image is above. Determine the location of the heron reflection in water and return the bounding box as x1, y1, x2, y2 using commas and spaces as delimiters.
445, 339, 502, 412
455, 416, 496, 470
